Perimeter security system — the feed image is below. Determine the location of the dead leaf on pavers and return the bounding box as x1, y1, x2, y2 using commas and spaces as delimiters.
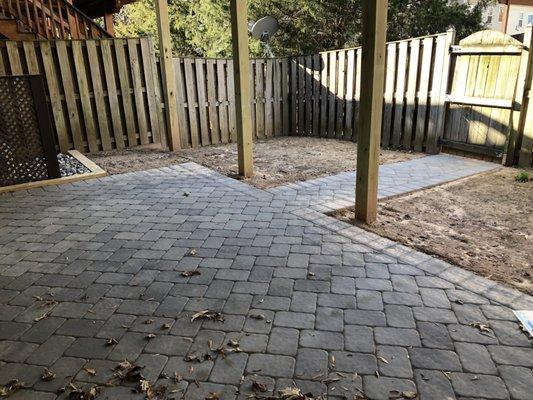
106, 338, 118, 346
162, 323, 171, 330
183, 192, 191, 197
330, 355, 336, 369
252, 379, 268, 392
146, 333, 156, 340
228, 338, 240, 348
137, 379, 167, 400
278, 386, 316, 399
205, 392, 220, 400
322, 377, 340, 385
41, 368, 56, 382
441, 371, 451, 380
174, 372, 182, 382
191, 310, 224, 322
378, 356, 390, 364
181, 270, 201, 277
184, 352, 212, 363
189, 248, 197, 256
83, 366, 97, 376
68, 385, 100, 400
144, 319, 154, 325
0, 379, 25, 396
389, 390, 418, 399
249, 313, 265, 320
469, 322, 491, 333
34, 311, 51, 322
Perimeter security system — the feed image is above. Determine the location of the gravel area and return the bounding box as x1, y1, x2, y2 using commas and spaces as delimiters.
58, 153, 90, 177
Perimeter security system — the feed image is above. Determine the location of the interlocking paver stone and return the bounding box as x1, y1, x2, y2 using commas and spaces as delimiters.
0, 156, 527, 399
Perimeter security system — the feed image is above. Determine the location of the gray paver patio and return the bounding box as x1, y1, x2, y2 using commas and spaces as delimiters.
0, 155, 531, 400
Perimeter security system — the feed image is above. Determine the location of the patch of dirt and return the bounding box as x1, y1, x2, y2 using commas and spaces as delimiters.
90, 137, 423, 189
333, 168, 533, 294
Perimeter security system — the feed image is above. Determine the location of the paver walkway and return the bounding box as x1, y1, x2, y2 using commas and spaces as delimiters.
0, 155, 531, 400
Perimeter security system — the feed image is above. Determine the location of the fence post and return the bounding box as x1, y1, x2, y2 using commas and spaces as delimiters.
504, 25, 532, 166
434, 28, 456, 153
155, 0, 181, 151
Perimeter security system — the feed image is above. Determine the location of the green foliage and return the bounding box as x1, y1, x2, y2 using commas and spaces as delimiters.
114, 0, 490, 57
515, 171, 530, 183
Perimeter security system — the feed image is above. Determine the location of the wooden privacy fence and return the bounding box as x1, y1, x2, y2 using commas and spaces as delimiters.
289, 31, 454, 154
172, 57, 291, 147
0, 37, 165, 153
0, 29, 531, 166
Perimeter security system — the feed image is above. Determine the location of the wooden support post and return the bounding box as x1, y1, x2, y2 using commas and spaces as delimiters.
155, 0, 181, 150
230, 0, 253, 177
104, 11, 114, 36
505, 24, 532, 166
355, 0, 388, 224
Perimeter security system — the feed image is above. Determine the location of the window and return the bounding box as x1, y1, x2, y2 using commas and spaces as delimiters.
528, 14, 533, 25
487, 8, 493, 24
498, 6, 504, 22
518, 12, 524, 28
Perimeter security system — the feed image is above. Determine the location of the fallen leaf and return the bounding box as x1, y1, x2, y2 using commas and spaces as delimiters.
402, 391, 418, 399
162, 323, 171, 330
84, 366, 97, 376
41, 368, 56, 382
189, 248, 197, 256
68, 385, 100, 400
249, 313, 265, 320
106, 338, 118, 346
378, 356, 390, 364
183, 192, 191, 197
34, 311, 50, 322
205, 392, 220, 400
181, 270, 201, 277
252, 380, 268, 392
0, 379, 25, 396
469, 322, 491, 333
144, 319, 154, 325
228, 338, 240, 348
146, 333, 156, 340
191, 310, 224, 322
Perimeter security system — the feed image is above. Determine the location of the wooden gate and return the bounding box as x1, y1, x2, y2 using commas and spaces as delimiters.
443, 30, 524, 159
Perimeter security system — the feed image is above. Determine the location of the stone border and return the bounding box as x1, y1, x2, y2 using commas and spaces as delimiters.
0, 150, 106, 196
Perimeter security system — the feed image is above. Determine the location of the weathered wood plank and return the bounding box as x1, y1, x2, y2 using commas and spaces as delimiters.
86, 40, 112, 151
335, 50, 346, 139
414, 37, 433, 151
206, 59, 221, 144
304, 55, 313, 136
226, 59, 237, 141
127, 38, 148, 145
297, 56, 305, 136
327, 51, 337, 138
172, 58, 190, 147
353, 47, 362, 141
319, 53, 328, 137
281, 58, 290, 135
39, 41, 69, 152
392, 40, 408, 147
6, 42, 23, 75
140, 38, 162, 146
265, 58, 274, 137
216, 60, 229, 143
114, 38, 137, 147
273, 58, 283, 136
56, 41, 84, 151
312, 54, 321, 137
382, 43, 396, 146
100, 40, 125, 149
71, 40, 98, 152
184, 58, 200, 147
402, 39, 420, 148
195, 58, 210, 145
344, 49, 355, 140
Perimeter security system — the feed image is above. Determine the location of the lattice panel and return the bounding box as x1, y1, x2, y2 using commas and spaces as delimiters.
0, 76, 50, 187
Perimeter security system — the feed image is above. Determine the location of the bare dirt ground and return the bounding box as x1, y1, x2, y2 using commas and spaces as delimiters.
90, 137, 423, 189
334, 168, 533, 294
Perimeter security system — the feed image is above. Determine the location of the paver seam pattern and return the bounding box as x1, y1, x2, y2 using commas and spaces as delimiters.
0, 155, 531, 400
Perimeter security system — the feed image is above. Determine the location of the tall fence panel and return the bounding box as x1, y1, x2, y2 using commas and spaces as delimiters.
172, 57, 291, 148
289, 33, 452, 153
0, 38, 165, 153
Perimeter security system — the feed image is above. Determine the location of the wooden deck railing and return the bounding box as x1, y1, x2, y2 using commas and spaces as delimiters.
0, 0, 111, 39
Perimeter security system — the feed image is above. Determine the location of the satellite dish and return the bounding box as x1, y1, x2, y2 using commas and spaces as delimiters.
249, 16, 279, 57
250, 16, 279, 42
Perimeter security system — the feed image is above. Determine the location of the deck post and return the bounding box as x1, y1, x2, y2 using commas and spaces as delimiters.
230, 0, 253, 177
155, 0, 181, 150
355, 0, 388, 224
